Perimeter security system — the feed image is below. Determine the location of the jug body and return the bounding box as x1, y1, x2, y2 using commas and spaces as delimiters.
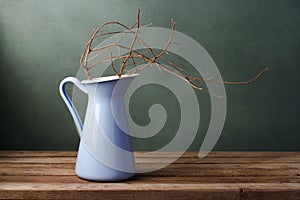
59, 75, 137, 181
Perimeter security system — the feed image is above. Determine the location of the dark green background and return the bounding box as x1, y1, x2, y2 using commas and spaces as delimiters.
0, 0, 299, 150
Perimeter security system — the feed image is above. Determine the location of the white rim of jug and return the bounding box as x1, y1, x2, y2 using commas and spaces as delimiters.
81, 73, 139, 84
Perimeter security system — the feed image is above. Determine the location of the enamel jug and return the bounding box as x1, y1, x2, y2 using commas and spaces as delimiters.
59, 74, 138, 181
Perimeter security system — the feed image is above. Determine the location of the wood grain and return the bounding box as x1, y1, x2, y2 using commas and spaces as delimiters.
0, 151, 299, 200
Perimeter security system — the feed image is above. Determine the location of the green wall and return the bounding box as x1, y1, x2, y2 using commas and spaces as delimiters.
0, 0, 299, 150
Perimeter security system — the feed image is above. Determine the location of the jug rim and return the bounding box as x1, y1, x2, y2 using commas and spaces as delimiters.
81, 73, 139, 84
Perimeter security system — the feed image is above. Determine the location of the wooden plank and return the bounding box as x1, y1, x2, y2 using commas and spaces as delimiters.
0, 151, 77, 157
1, 182, 300, 191
0, 151, 299, 200
1, 175, 299, 184
0, 157, 76, 164
3, 155, 299, 165
1, 190, 299, 200
1, 155, 300, 164
1, 151, 299, 158
0, 157, 300, 167
1, 163, 299, 177
0, 163, 75, 176
0, 183, 300, 200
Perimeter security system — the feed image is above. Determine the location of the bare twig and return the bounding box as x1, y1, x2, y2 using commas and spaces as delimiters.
80, 9, 268, 98
110, 52, 119, 75
118, 8, 141, 76
222, 67, 269, 85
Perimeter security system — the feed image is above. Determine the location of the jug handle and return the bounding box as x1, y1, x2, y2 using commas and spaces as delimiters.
59, 77, 88, 136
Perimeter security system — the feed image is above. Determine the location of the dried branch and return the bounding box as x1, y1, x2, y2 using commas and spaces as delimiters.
118, 8, 141, 76
222, 67, 269, 85
80, 9, 269, 98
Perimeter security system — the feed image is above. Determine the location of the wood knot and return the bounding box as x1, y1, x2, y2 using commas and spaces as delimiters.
237, 188, 248, 200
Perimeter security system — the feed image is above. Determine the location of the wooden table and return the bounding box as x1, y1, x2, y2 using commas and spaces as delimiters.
0, 151, 299, 199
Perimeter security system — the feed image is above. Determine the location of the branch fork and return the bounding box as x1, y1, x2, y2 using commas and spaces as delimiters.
80, 9, 268, 98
